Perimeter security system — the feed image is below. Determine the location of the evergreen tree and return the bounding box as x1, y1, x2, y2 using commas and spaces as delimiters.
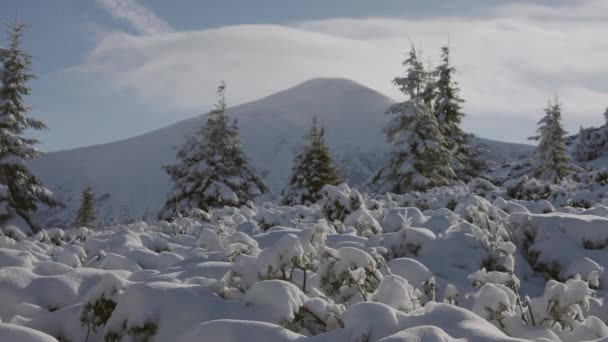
604, 107, 608, 126
0, 22, 58, 231
373, 100, 454, 193
393, 43, 436, 108
529, 98, 573, 182
393, 43, 427, 100
281, 117, 342, 205
421, 59, 438, 109
74, 186, 96, 227
374, 44, 457, 193
160, 82, 267, 219
433, 45, 486, 179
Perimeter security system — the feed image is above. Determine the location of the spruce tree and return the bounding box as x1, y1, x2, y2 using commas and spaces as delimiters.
604, 107, 608, 126
434, 45, 487, 180
373, 100, 454, 193
160, 82, 267, 219
421, 59, 437, 109
74, 186, 96, 227
373, 44, 454, 193
393, 43, 436, 109
393, 43, 427, 100
0, 22, 58, 231
529, 98, 573, 182
281, 117, 342, 205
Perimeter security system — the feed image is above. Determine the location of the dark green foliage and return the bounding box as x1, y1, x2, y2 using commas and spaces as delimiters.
595, 170, 608, 185
81, 293, 117, 342
104, 320, 158, 342
375, 44, 487, 194
0, 22, 59, 231
574, 126, 600, 162
282, 117, 342, 205
434, 46, 487, 180
529, 99, 573, 182
74, 186, 96, 228
373, 100, 454, 193
582, 238, 608, 250
160, 83, 267, 219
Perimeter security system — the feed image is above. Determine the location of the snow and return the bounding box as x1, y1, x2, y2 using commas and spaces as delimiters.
4, 60, 608, 341
1, 181, 606, 341
176, 319, 306, 342
0, 323, 58, 342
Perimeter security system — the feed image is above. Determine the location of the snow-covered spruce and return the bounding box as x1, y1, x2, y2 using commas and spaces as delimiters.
529, 98, 575, 182
433, 45, 487, 181
373, 44, 488, 194
373, 99, 455, 193
0, 22, 58, 231
281, 117, 342, 206
160, 83, 267, 219
373, 44, 455, 193
73, 186, 97, 228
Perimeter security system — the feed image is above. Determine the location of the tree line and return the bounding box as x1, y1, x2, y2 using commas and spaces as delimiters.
0, 24, 603, 229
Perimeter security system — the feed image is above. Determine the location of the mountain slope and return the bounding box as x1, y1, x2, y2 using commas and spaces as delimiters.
28, 78, 533, 225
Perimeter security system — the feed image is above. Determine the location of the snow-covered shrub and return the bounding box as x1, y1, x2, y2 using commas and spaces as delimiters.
380, 207, 426, 233
594, 170, 608, 186
317, 246, 383, 303
257, 234, 309, 282
320, 184, 363, 221
223, 221, 331, 295
443, 284, 460, 305
372, 275, 420, 312
343, 209, 382, 237
505, 176, 553, 201
468, 177, 501, 200
104, 320, 158, 342
2, 225, 29, 241
368, 227, 436, 261
469, 268, 520, 291
526, 277, 604, 335
80, 293, 117, 340
470, 283, 518, 330
225, 231, 260, 261
509, 212, 608, 287
255, 204, 318, 231
245, 280, 343, 336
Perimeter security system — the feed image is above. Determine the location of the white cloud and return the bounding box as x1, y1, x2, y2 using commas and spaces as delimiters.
96, 0, 173, 35
73, 0, 608, 142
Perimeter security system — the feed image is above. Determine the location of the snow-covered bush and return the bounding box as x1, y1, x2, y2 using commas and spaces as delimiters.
317, 246, 383, 303
527, 278, 593, 329
343, 208, 382, 237
320, 184, 363, 221
80, 293, 117, 340
470, 283, 518, 330
372, 275, 420, 312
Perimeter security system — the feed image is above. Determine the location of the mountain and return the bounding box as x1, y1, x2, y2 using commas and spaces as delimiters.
28, 78, 533, 225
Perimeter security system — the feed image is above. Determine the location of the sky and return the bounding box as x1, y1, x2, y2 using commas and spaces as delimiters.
0, 0, 607, 151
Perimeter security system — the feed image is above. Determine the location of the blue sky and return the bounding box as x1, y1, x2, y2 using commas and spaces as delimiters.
1, 0, 607, 151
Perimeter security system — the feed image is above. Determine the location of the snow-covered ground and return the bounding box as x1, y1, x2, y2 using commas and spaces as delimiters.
1, 182, 607, 341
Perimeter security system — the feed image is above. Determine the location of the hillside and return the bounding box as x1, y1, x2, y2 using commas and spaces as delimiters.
28, 78, 533, 225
